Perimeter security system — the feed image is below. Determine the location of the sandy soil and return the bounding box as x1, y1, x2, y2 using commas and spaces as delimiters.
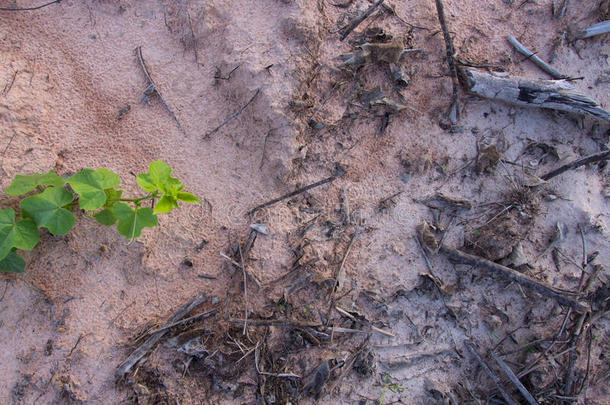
0, 0, 608, 404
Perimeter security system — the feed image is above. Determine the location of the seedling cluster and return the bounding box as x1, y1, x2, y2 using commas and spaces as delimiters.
0, 160, 199, 273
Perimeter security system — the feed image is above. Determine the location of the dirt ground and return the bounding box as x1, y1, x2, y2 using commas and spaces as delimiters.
0, 0, 608, 404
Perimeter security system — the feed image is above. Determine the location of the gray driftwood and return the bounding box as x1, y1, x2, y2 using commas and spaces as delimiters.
115, 292, 208, 381
461, 67, 610, 123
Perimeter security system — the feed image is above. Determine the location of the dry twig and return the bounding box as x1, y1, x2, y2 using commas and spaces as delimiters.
490, 351, 539, 405
540, 150, 610, 181
203, 88, 260, 138
247, 174, 339, 216
507, 34, 567, 79
465, 342, 518, 405
0, 0, 61, 11
135, 46, 186, 134
434, 0, 460, 124
434, 243, 589, 312
339, 0, 385, 41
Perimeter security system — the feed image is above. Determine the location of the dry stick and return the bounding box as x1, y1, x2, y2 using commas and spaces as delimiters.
229, 318, 322, 328
438, 244, 589, 312
135, 47, 186, 135
203, 88, 260, 138
214, 65, 240, 80
0, 0, 61, 11
186, 10, 199, 67
326, 232, 358, 321
238, 244, 248, 335
461, 67, 610, 123
557, 0, 568, 19
2, 71, 17, 96
490, 352, 539, 405
115, 292, 207, 381
434, 0, 460, 124
540, 150, 610, 181
507, 35, 567, 80
334, 306, 395, 337
2, 131, 17, 156
309, 80, 344, 122
465, 342, 518, 405
146, 309, 217, 335
247, 174, 338, 216
339, 0, 384, 41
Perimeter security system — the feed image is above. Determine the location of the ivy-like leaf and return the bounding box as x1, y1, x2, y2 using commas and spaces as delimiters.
68, 168, 120, 210
112, 202, 157, 240
154, 195, 178, 214
20, 187, 75, 236
0, 208, 39, 260
0, 249, 26, 273
4, 170, 65, 196
93, 209, 117, 226
177, 192, 200, 203
103, 188, 123, 207
137, 160, 172, 192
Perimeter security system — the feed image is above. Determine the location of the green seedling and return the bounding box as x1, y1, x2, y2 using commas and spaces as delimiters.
0, 160, 199, 273
379, 373, 404, 405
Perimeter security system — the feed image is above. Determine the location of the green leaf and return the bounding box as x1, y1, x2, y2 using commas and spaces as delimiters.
20, 187, 75, 236
112, 202, 157, 240
93, 209, 117, 226
103, 188, 123, 206
4, 170, 65, 196
0, 249, 25, 273
0, 208, 39, 260
136, 160, 173, 192
68, 168, 120, 210
136, 175, 156, 192
177, 192, 200, 203
154, 195, 178, 214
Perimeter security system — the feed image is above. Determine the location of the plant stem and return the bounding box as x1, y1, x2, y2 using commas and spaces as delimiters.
108, 193, 159, 204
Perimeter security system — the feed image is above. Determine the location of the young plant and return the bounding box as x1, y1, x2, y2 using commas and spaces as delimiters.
0, 160, 199, 273
379, 373, 404, 405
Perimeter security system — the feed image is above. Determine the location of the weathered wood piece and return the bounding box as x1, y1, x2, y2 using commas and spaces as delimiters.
461, 67, 610, 123
578, 20, 610, 39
